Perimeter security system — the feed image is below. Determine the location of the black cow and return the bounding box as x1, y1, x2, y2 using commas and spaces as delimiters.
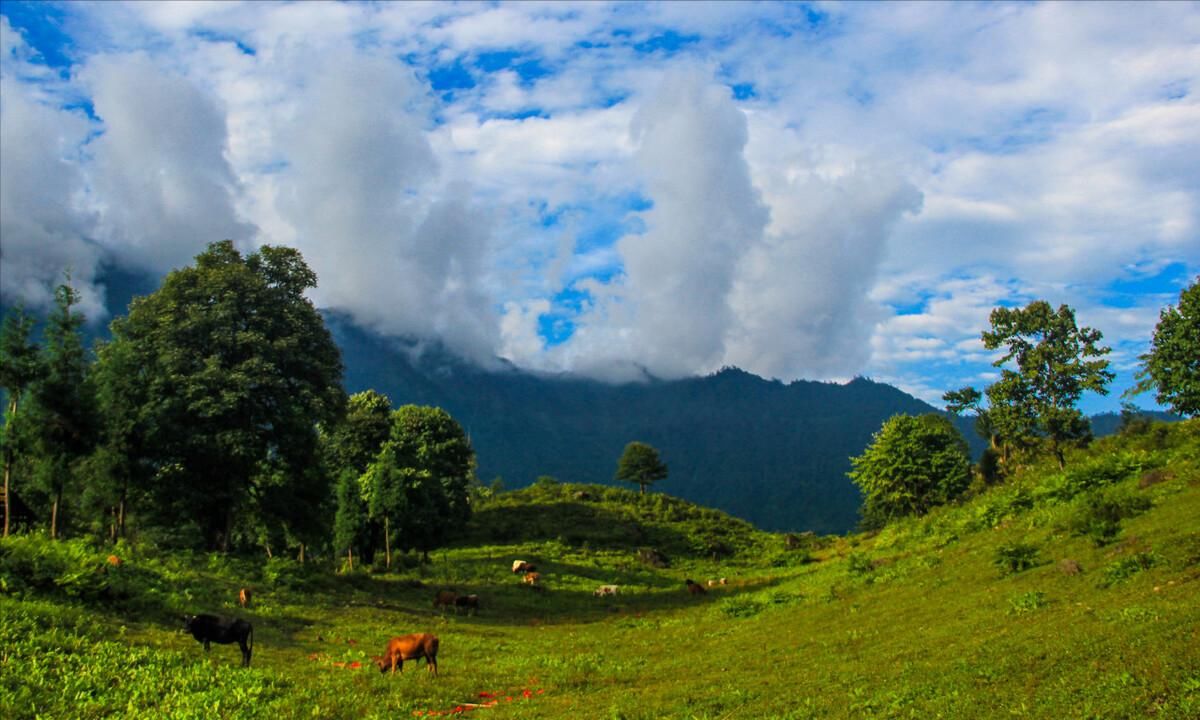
184, 614, 253, 667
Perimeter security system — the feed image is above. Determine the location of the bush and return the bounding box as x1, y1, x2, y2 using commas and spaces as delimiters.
718, 596, 764, 619
1099, 552, 1157, 587
262, 557, 319, 591
994, 543, 1040, 576
1068, 488, 1152, 546
1058, 453, 1147, 498
846, 552, 876, 577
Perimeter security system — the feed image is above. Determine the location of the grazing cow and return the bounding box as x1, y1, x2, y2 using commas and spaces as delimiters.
685, 579, 706, 596
512, 560, 537, 574
707, 579, 718, 588
184, 614, 253, 667
433, 590, 457, 612
373, 633, 439, 675
454, 594, 479, 615
238, 587, 252, 608
522, 571, 541, 586
106, 554, 122, 567
593, 584, 619, 597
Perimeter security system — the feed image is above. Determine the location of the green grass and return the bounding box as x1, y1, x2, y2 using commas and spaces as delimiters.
2, 421, 1199, 719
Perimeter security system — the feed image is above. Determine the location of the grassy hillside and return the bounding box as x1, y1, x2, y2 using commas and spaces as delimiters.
2, 420, 1198, 719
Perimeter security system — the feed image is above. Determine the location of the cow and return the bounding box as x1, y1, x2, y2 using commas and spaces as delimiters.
454, 594, 479, 615
106, 554, 122, 567
373, 633, 439, 675
522, 571, 541, 586
184, 614, 253, 667
512, 560, 537, 574
238, 587, 252, 608
433, 590, 457, 612
685, 579, 706, 596
593, 584, 619, 597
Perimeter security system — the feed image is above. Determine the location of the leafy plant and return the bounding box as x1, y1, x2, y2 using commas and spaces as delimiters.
1068, 488, 1152, 546
1008, 590, 1048, 614
994, 543, 1041, 575
1099, 552, 1158, 587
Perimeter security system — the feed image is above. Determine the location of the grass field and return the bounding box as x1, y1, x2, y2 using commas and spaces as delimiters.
2, 421, 1198, 719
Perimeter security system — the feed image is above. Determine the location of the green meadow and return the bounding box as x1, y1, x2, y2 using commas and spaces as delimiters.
3, 420, 1198, 720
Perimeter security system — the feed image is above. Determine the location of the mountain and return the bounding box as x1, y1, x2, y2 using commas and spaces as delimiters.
327, 313, 945, 535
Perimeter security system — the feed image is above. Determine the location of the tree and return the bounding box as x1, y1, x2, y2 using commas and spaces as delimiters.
848, 413, 971, 527
979, 300, 1113, 470
104, 241, 345, 550
27, 282, 97, 539
333, 468, 368, 571
615, 441, 668, 495
360, 405, 475, 564
1129, 277, 1199, 417
323, 390, 393, 476
0, 306, 42, 537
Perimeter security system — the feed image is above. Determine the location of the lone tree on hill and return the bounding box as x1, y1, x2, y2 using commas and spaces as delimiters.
615, 441, 668, 495
849, 413, 971, 528
947, 300, 1112, 471
1128, 276, 1199, 417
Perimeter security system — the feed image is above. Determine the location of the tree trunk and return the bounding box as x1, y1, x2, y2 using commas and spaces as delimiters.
265, 543, 273, 559
50, 492, 60, 540
298, 543, 305, 563
2, 396, 15, 538
384, 515, 392, 569
347, 547, 353, 572
640, 483, 646, 495
117, 495, 126, 539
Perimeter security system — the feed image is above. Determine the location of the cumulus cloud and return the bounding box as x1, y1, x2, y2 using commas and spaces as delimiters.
0, 18, 103, 319
83, 52, 255, 274
272, 50, 498, 363
2, 2, 1197, 413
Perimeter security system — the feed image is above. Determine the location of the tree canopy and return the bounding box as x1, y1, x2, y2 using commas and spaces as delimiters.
848, 413, 971, 527
99, 241, 345, 550
1130, 277, 1199, 417
615, 441, 668, 495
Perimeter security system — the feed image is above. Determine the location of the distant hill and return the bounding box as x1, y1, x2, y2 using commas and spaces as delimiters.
327, 313, 945, 535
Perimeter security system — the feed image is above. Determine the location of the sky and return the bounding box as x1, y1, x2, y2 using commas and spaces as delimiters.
1, 1, 1197, 415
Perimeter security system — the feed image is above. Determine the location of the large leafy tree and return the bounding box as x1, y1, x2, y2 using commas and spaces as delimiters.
615, 441, 668, 495
27, 283, 97, 539
360, 405, 474, 563
848, 413, 971, 527
102, 241, 345, 550
1130, 277, 1199, 417
950, 301, 1112, 471
0, 306, 43, 537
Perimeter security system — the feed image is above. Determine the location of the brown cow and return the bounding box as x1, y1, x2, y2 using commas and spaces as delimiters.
512, 560, 537, 574
522, 571, 541, 586
373, 633, 439, 675
433, 590, 457, 612
238, 587, 252, 608
685, 578, 706, 595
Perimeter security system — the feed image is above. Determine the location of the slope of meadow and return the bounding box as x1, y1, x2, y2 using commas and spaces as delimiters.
2, 421, 1198, 719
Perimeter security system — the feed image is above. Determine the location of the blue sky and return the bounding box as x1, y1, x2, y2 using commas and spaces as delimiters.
2, 1, 1197, 415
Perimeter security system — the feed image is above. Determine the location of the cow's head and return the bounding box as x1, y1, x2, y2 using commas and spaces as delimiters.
372, 655, 389, 673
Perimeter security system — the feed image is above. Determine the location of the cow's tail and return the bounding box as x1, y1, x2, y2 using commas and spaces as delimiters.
247, 625, 254, 666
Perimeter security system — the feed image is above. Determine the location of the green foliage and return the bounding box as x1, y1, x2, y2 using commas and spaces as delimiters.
979, 300, 1114, 468
994, 543, 1040, 575
25, 281, 98, 539
614, 441, 668, 495
718, 595, 764, 618
1131, 276, 1200, 417
1059, 452, 1147, 497
99, 241, 346, 551
1008, 590, 1049, 614
1067, 487, 1152, 546
849, 413, 972, 525
360, 405, 475, 560
1099, 552, 1158, 587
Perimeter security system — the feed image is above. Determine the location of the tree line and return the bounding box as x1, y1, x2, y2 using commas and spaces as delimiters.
1, 241, 473, 564
850, 277, 1198, 528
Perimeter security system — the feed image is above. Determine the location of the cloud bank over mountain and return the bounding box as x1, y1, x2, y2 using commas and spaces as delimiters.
1, 2, 1197, 412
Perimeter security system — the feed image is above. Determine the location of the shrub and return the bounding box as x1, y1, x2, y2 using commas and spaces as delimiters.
1058, 453, 1146, 497
263, 557, 319, 591
994, 543, 1041, 576
1068, 488, 1153, 546
1099, 552, 1157, 587
846, 552, 876, 577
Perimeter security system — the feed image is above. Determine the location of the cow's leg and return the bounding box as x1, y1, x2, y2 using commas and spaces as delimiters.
204, 640, 211, 652
240, 640, 250, 667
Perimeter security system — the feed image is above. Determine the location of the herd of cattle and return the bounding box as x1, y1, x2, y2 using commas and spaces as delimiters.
183, 561, 729, 670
